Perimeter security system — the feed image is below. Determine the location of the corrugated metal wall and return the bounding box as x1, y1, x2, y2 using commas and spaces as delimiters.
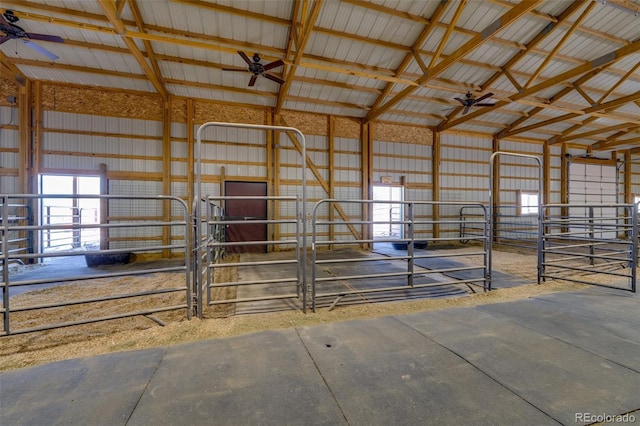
4, 89, 639, 254
0, 105, 19, 194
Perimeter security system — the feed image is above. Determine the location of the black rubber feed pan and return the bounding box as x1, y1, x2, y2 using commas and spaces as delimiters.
391, 241, 428, 250
85, 252, 133, 267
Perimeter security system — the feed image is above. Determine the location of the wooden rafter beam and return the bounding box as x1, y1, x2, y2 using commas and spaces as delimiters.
592, 136, 640, 151
368, 0, 450, 117
523, 1, 594, 89
366, 0, 543, 123
548, 122, 637, 145
491, 38, 640, 137
128, 0, 166, 95
0, 51, 27, 86
428, 1, 467, 70
503, 90, 640, 138
275, 0, 323, 114
97, 0, 166, 97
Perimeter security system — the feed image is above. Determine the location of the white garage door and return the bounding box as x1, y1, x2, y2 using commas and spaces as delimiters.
568, 162, 617, 239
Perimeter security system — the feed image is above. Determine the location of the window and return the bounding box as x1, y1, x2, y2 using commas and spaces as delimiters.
519, 191, 539, 215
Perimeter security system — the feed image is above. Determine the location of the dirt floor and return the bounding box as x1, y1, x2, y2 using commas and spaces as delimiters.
0, 245, 625, 372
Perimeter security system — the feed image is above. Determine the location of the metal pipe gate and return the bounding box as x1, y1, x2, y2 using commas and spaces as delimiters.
1, 194, 191, 336
539, 203, 637, 292
311, 199, 490, 311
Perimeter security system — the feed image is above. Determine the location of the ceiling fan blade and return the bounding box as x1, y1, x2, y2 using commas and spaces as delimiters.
21, 39, 58, 60
262, 59, 284, 71
26, 33, 64, 43
222, 67, 248, 72
248, 75, 258, 87
453, 97, 467, 106
462, 105, 471, 115
0, 36, 9, 45
238, 51, 253, 66
263, 73, 284, 84
475, 102, 496, 107
474, 92, 494, 103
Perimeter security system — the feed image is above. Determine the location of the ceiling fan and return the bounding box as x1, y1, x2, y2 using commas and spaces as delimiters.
0, 10, 64, 60
223, 51, 284, 87
453, 91, 496, 115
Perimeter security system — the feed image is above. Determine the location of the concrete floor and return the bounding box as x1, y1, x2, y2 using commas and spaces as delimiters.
1, 286, 638, 425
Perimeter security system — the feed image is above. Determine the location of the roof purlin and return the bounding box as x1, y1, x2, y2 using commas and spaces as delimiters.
365, 0, 544, 123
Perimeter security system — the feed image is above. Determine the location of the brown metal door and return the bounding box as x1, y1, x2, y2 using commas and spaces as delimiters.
224, 181, 267, 253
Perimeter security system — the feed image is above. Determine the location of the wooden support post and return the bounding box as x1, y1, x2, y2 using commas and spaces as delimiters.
269, 110, 281, 250
17, 82, 32, 262
99, 163, 109, 250
32, 81, 43, 257
543, 142, 550, 206
361, 121, 373, 250
328, 115, 335, 249
17, 82, 31, 195
162, 98, 171, 258
266, 109, 275, 251
625, 150, 632, 204
560, 143, 568, 233
492, 136, 500, 242
186, 98, 194, 213
432, 130, 441, 239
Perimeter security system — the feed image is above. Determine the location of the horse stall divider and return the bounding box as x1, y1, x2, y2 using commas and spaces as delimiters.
193, 123, 308, 317
540, 203, 637, 292
489, 152, 543, 289
311, 199, 490, 312
200, 195, 303, 313
1, 194, 191, 336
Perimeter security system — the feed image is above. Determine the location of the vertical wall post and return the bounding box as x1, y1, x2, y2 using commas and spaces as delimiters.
162, 98, 172, 258
186, 99, 195, 214
491, 137, 500, 242
99, 163, 109, 250
361, 121, 373, 250
432, 130, 441, 239
328, 116, 335, 249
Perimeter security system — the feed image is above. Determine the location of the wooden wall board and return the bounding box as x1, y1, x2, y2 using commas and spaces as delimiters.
374, 122, 433, 145
334, 116, 361, 139
41, 83, 163, 120
278, 110, 328, 136
195, 100, 266, 125
0, 77, 18, 105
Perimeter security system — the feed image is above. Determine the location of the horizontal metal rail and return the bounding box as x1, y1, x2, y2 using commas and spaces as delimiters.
1, 193, 192, 336
200, 194, 304, 314
539, 203, 637, 292
312, 199, 490, 311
